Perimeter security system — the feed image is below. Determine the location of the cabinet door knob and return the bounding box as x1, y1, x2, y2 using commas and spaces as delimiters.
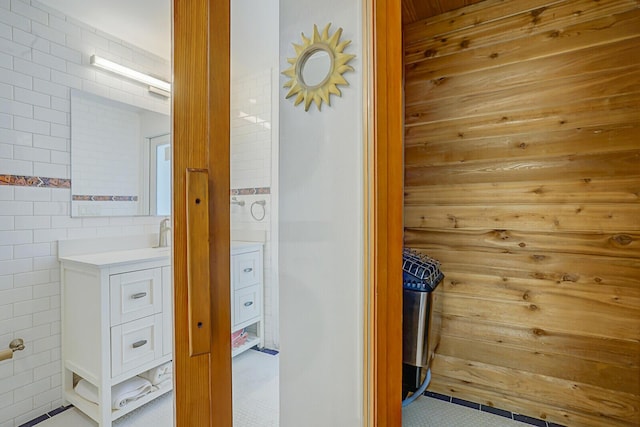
131, 292, 147, 299
243, 301, 253, 307
132, 340, 148, 349
243, 267, 253, 273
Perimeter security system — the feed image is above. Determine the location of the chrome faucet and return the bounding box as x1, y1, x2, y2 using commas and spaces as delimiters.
159, 218, 171, 247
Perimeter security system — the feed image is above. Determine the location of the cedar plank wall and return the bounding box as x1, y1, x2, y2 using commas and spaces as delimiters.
402, 0, 640, 426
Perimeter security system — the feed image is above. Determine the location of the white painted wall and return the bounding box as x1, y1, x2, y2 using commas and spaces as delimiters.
278, 0, 364, 425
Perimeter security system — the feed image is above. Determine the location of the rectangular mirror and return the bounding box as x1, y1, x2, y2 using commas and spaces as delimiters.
70, 90, 171, 217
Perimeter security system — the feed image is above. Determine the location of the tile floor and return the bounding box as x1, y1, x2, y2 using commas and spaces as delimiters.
31, 349, 278, 427
29, 351, 557, 427
401, 393, 566, 427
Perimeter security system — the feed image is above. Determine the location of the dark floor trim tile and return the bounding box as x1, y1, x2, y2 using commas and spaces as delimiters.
48, 405, 73, 417
513, 413, 547, 426
18, 405, 74, 427
481, 404, 513, 419
251, 346, 279, 355
424, 391, 451, 402
452, 397, 480, 410
421, 391, 554, 427
17, 414, 50, 427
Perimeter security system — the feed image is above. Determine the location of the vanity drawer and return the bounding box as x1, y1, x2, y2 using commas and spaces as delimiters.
233, 285, 261, 327
111, 313, 163, 377
110, 268, 162, 326
232, 251, 261, 290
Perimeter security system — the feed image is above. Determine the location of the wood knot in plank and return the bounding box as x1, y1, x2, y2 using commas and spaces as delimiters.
528, 304, 538, 311
583, 178, 592, 183
460, 39, 470, 49
530, 7, 548, 24
432, 77, 447, 86
532, 254, 546, 262
518, 142, 527, 149
423, 49, 438, 58
494, 229, 510, 240
549, 30, 561, 38
489, 52, 499, 59
532, 328, 546, 336
562, 273, 579, 282
522, 291, 530, 301
518, 242, 526, 247
611, 234, 633, 246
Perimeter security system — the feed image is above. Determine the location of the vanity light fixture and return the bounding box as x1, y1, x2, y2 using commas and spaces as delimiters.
90, 55, 171, 93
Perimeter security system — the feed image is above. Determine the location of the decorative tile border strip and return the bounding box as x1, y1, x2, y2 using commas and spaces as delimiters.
72, 195, 138, 201
422, 391, 566, 427
231, 186, 270, 195
0, 174, 70, 188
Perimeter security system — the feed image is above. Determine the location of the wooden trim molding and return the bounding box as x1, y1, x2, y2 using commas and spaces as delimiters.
173, 0, 232, 425
365, 0, 404, 424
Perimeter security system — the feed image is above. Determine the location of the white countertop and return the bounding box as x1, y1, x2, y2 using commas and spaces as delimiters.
58, 246, 171, 268
58, 241, 262, 268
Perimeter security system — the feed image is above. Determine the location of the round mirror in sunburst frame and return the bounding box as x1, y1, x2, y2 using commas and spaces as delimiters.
282, 23, 356, 112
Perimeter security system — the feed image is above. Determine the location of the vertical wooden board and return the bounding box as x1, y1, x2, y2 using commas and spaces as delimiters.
369, 0, 404, 425
207, 0, 232, 425
186, 169, 212, 356
173, 0, 232, 426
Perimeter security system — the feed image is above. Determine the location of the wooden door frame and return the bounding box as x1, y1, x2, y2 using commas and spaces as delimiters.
365, 0, 404, 425
173, 0, 232, 426
173, 0, 403, 425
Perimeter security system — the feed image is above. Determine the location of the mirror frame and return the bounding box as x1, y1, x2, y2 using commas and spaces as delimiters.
282, 23, 355, 111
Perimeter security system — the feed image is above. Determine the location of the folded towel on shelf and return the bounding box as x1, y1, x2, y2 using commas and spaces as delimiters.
74, 379, 99, 405
151, 377, 173, 394
139, 361, 173, 385
112, 376, 153, 410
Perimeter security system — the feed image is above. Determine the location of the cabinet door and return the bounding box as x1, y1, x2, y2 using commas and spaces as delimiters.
111, 313, 163, 377
110, 268, 163, 326
233, 285, 261, 327
162, 266, 173, 356
232, 251, 261, 290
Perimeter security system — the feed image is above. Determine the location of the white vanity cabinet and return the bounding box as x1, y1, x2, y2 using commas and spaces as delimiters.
59, 239, 172, 427
231, 242, 264, 357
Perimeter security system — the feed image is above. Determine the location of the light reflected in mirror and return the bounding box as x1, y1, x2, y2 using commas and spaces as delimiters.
299, 49, 332, 88
70, 90, 170, 217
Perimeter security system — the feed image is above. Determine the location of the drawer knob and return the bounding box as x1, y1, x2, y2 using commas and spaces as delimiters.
243, 267, 253, 273
131, 292, 147, 299
243, 301, 253, 307
132, 340, 148, 349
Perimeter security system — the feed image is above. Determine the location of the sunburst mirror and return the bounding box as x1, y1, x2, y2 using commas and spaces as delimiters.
282, 23, 355, 112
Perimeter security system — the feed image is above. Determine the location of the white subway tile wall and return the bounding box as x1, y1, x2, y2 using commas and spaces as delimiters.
1, 2, 279, 425
0, 1, 170, 426
230, 68, 276, 348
